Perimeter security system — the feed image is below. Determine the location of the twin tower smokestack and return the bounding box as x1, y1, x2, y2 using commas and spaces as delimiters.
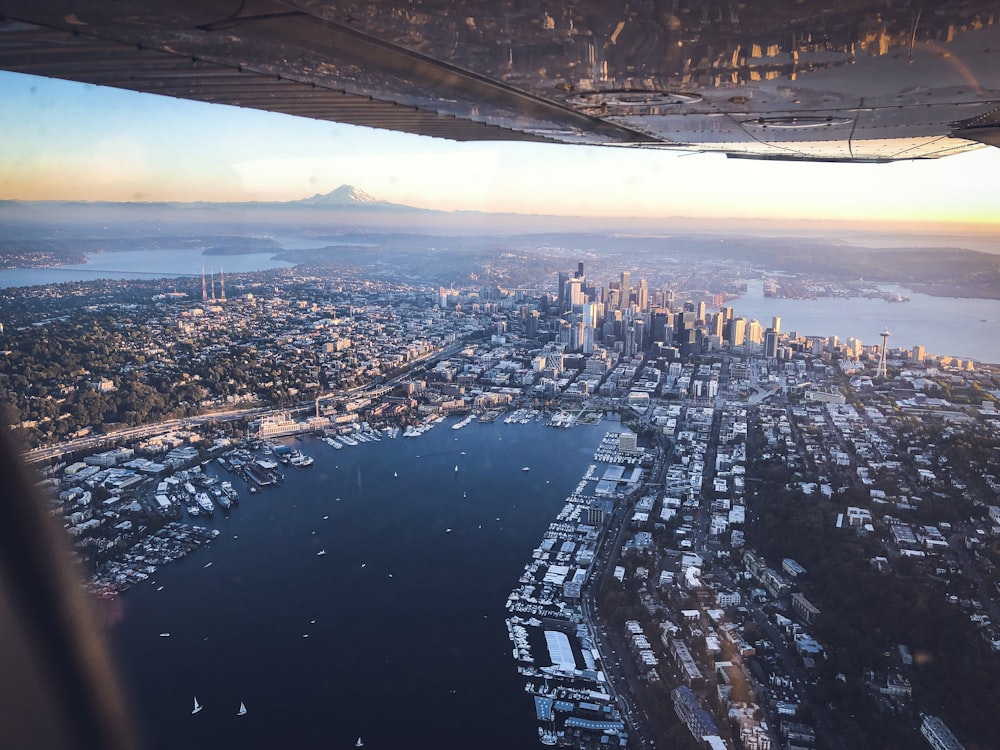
201, 266, 226, 302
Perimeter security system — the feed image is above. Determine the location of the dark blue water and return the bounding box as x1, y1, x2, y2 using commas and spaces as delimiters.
108, 419, 605, 750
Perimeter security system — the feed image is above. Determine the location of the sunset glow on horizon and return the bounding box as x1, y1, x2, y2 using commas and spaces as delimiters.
1, 71, 998, 234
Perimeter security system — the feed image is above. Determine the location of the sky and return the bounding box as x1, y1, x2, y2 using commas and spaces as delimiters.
1, 70, 999, 233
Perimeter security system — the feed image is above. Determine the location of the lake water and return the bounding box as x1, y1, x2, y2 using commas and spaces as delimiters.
108, 419, 606, 750
0, 247, 292, 288
730, 281, 1000, 363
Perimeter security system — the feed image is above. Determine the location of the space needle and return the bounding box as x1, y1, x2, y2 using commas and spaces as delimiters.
875, 328, 891, 380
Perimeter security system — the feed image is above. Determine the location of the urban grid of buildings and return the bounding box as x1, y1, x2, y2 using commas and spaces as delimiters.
12, 260, 1000, 750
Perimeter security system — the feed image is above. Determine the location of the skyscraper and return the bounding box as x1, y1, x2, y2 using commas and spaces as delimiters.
764, 329, 779, 358
709, 312, 724, 338
619, 271, 631, 310
557, 271, 570, 313
771, 316, 781, 334
730, 318, 747, 347
636, 278, 649, 313
624, 324, 636, 356
526, 310, 540, 339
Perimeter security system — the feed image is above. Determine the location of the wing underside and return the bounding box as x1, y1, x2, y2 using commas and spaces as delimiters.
0, 0, 997, 161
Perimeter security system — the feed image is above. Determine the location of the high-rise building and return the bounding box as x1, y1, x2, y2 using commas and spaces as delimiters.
558, 320, 573, 346
696, 301, 706, 321
634, 319, 646, 351
526, 310, 540, 339
730, 318, 747, 347
625, 325, 636, 356
764, 329, 779, 358
748, 319, 764, 345
557, 271, 570, 312
619, 271, 631, 309
636, 278, 649, 312
709, 313, 724, 338
912, 345, 925, 362
576, 261, 585, 278
771, 316, 781, 334
567, 278, 585, 306
652, 310, 671, 342
582, 303, 599, 328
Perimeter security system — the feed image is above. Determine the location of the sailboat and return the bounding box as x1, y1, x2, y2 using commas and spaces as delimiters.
192, 697, 203, 714
237, 701, 247, 716
355, 738, 364, 748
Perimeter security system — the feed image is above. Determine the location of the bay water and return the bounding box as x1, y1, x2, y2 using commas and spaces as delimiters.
0, 247, 291, 287
731, 281, 1000, 363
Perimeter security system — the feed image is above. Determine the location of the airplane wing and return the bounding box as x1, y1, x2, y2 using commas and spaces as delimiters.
0, 0, 997, 160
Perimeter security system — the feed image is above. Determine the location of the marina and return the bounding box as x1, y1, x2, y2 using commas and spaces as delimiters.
503, 434, 636, 747
108, 415, 607, 750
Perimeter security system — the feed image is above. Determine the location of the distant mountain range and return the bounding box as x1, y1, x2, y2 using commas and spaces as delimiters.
1, 186, 996, 255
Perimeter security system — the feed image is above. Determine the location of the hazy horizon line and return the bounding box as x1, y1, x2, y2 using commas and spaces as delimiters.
3, 188, 998, 238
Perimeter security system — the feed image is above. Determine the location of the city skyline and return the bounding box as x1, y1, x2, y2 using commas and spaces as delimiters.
2, 71, 999, 234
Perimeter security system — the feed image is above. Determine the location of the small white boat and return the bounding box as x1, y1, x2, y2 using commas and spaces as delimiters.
454, 465, 459, 472
317, 550, 326, 556
356, 738, 364, 748
192, 697, 203, 715
237, 701, 247, 716
159, 632, 170, 638
521, 466, 530, 472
